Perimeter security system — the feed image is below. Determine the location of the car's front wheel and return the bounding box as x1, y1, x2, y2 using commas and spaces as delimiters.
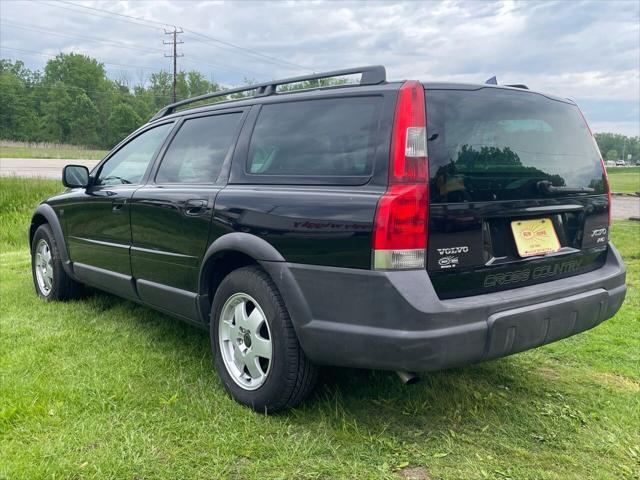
210, 266, 317, 413
31, 224, 83, 301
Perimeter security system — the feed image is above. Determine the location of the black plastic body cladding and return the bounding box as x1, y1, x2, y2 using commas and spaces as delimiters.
261, 244, 625, 371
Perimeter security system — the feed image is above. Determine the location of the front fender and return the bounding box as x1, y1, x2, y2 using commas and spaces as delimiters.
30, 203, 77, 279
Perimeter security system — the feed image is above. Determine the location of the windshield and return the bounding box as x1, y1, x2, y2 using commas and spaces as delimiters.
425, 87, 605, 203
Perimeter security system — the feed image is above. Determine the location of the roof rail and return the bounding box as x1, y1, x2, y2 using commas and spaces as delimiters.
150, 65, 386, 121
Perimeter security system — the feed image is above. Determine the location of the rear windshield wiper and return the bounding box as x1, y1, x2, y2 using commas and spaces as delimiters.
537, 180, 594, 194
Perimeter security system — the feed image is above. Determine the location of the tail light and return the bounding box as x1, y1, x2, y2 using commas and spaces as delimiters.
601, 156, 612, 227
578, 106, 611, 226
372, 81, 428, 270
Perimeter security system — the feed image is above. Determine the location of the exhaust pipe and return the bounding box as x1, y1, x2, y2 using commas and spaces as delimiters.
396, 371, 420, 385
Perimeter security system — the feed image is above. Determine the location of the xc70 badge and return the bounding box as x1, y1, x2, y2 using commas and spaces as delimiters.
591, 228, 608, 243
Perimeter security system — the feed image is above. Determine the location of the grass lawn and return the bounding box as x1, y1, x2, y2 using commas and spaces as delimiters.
1, 177, 638, 479
0, 141, 107, 161
606, 167, 640, 195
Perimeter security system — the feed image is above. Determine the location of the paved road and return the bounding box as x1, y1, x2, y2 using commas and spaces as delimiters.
0, 158, 99, 180
2, 157, 639, 220
612, 195, 640, 220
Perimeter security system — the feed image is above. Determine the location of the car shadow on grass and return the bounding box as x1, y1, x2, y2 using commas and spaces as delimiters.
300, 362, 546, 431
85, 289, 578, 440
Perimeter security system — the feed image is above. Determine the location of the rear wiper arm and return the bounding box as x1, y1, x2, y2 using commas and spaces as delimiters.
537, 180, 594, 194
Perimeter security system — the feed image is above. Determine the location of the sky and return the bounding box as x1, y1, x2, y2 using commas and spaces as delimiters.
1, 0, 639, 136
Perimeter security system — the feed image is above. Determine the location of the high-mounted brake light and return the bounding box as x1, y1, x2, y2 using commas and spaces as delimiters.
372, 81, 429, 270
578, 106, 612, 227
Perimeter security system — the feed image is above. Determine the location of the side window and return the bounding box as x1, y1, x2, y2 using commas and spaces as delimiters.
96, 123, 173, 186
247, 97, 382, 177
155, 113, 242, 184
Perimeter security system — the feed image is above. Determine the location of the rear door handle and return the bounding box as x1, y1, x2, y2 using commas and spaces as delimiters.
184, 199, 208, 216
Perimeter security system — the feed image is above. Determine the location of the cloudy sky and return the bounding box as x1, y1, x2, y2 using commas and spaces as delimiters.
1, 0, 638, 135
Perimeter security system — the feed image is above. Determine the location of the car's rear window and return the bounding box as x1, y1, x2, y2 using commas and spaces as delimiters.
247, 97, 382, 177
425, 88, 605, 203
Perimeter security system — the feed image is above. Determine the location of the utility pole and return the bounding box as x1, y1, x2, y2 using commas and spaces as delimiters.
164, 27, 184, 103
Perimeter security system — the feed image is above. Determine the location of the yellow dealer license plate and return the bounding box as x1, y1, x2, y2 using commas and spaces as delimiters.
511, 218, 561, 257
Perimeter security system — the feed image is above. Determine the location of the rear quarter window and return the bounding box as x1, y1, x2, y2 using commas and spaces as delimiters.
246, 97, 382, 179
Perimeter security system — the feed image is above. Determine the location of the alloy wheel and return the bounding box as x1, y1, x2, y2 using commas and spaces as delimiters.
218, 292, 273, 390
35, 239, 54, 295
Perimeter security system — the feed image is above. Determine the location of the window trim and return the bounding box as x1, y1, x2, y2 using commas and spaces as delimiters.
150, 108, 248, 186
230, 94, 387, 186
91, 120, 176, 188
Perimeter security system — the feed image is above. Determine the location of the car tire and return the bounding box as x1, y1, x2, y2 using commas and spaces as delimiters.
31, 224, 84, 301
210, 265, 317, 413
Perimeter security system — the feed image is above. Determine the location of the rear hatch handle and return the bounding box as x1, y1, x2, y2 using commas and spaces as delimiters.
537, 180, 595, 194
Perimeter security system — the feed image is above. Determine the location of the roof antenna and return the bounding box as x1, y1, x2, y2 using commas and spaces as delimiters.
485, 76, 498, 85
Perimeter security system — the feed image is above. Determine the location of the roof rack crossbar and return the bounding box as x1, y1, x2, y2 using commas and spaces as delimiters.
150, 65, 386, 121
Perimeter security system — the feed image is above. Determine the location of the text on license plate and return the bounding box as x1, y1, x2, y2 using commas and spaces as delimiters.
510, 218, 561, 257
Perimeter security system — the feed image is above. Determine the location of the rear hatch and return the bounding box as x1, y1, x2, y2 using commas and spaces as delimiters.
424, 85, 609, 299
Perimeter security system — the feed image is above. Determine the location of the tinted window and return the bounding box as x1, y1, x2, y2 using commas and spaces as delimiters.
426, 88, 605, 202
156, 113, 242, 184
247, 97, 381, 177
97, 123, 173, 186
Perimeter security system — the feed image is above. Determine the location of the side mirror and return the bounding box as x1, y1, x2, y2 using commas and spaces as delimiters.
62, 165, 90, 188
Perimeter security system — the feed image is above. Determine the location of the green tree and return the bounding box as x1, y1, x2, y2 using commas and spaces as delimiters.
0, 60, 40, 140
0, 59, 41, 85
595, 133, 639, 163
0, 70, 38, 140
39, 82, 73, 142
68, 92, 100, 146
44, 53, 106, 99
107, 103, 142, 147
187, 71, 215, 96
147, 71, 173, 109
606, 149, 619, 161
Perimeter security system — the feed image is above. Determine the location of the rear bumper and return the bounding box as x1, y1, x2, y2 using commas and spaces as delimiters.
260, 243, 626, 372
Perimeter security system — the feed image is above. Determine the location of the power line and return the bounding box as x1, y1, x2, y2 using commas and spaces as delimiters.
0, 82, 175, 99
180, 33, 298, 75
163, 27, 184, 103
33, 1, 268, 78
179, 56, 268, 80
33, 0, 274, 77
0, 19, 265, 79
35, 0, 164, 32
1, 56, 255, 100
1, 42, 264, 82
186, 31, 314, 73
1, 20, 167, 55
59, 0, 175, 29
0, 46, 159, 71
59, 0, 314, 72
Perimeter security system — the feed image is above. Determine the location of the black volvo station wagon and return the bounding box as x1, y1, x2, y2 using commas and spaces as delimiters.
30, 66, 626, 412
